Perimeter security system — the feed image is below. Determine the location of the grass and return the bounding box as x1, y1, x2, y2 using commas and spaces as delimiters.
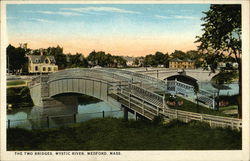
7, 117, 241, 150
219, 105, 238, 111
7, 80, 26, 86
162, 93, 237, 117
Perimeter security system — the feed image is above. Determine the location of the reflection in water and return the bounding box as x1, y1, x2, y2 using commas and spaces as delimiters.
7, 111, 28, 120
78, 102, 119, 114
7, 101, 125, 129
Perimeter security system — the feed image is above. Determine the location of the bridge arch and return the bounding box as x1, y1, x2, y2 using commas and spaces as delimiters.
164, 74, 198, 88
48, 77, 109, 101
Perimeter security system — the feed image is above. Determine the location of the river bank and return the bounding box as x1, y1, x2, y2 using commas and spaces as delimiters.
7, 87, 34, 109
7, 118, 241, 150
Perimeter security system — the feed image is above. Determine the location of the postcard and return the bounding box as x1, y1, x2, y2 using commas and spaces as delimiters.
0, 0, 249, 161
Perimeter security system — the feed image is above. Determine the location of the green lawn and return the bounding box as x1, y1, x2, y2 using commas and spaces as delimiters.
219, 105, 238, 111
7, 80, 26, 86
162, 93, 237, 117
7, 118, 241, 150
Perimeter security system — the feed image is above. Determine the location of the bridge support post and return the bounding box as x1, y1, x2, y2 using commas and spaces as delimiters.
123, 105, 128, 121
134, 111, 138, 120
46, 116, 50, 128
73, 113, 76, 123
8, 120, 10, 129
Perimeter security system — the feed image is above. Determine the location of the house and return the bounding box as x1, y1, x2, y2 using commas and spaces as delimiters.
122, 56, 143, 67
122, 56, 135, 67
169, 58, 194, 69
23, 55, 58, 74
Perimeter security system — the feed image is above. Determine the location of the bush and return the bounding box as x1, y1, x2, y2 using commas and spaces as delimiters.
188, 120, 210, 128
7, 87, 34, 108
152, 116, 164, 126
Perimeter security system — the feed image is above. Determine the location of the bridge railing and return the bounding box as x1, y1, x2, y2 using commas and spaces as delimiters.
166, 79, 216, 109
162, 108, 241, 130
110, 81, 241, 130
97, 68, 167, 90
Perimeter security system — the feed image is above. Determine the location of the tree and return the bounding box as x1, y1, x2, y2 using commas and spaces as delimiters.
47, 45, 67, 69
7, 44, 27, 74
211, 71, 238, 110
143, 52, 169, 67
170, 50, 186, 60
143, 54, 156, 67
134, 58, 139, 66
186, 50, 204, 68
195, 5, 242, 118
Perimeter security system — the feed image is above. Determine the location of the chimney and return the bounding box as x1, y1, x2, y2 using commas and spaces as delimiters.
39, 48, 43, 56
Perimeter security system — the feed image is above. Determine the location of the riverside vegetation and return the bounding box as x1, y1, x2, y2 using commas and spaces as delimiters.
7, 117, 241, 150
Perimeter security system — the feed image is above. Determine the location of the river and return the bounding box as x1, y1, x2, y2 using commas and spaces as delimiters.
198, 82, 239, 95
7, 101, 133, 129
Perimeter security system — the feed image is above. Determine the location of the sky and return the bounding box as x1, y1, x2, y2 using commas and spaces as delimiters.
7, 4, 210, 56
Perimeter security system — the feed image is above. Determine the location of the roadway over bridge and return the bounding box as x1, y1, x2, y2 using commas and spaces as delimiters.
125, 68, 218, 82
28, 68, 241, 130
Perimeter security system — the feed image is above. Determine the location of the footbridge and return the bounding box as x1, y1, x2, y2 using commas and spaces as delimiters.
28, 68, 241, 130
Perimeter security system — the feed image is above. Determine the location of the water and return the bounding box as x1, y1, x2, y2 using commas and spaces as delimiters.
78, 102, 118, 113
6, 101, 133, 129
198, 82, 239, 96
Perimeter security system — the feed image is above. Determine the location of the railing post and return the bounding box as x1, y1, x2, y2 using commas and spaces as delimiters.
102, 111, 105, 118
212, 95, 215, 110
73, 113, 76, 123
123, 106, 128, 121
200, 114, 203, 122
8, 119, 10, 129
47, 116, 50, 128
231, 120, 234, 129
176, 110, 178, 120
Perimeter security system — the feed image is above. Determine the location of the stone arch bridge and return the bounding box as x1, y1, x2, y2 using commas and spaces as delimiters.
126, 68, 218, 82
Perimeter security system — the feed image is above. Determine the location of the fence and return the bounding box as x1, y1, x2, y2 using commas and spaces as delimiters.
7, 110, 123, 130
109, 82, 242, 130
161, 108, 242, 130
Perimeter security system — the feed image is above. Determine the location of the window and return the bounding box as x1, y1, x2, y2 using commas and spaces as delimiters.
35, 66, 38, 71
48, 67, 51, 71
45, 59, 49, 64
43, 67, 46, 71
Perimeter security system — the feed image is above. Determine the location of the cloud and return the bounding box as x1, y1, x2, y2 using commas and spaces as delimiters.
29, 18, 53, 23
24, 10, 82, 16
155, 15, 169, 19
155, 15, 198, 20
174, 15, 197, 19
61, 7, 140, 14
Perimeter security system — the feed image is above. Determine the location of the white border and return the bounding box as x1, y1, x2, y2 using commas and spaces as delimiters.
0, 1, 249, 161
